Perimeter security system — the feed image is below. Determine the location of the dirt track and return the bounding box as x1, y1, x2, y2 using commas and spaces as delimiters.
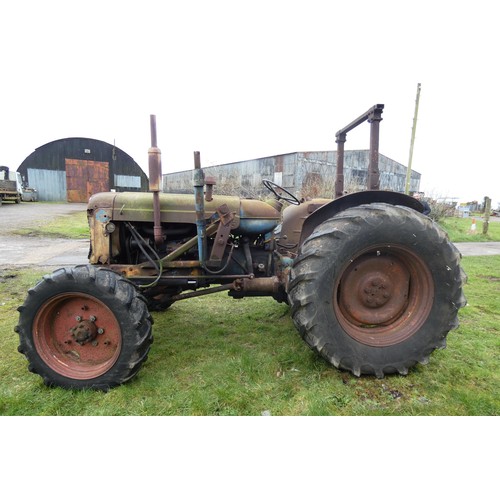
0, 202, 89, 268
0, 202, 87, 234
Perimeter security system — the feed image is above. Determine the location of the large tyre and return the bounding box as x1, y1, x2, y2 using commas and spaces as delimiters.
16, 265, 153, 390
288, 203, 467, 378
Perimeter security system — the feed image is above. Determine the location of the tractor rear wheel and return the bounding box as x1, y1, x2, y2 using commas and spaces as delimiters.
16, 265, 153, 390
288, 203, 466, 378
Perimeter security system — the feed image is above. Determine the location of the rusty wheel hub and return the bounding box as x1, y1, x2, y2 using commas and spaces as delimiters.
335, 247, 434, 347
340, 255, 410, 327
359, 274, 392, 308
33, 293, 121, 380
70, 318, 99, 345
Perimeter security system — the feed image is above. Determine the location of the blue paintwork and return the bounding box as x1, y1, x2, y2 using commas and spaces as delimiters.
238, 218, 279, 234
95, 209, 110, 223
193, 168, 206, 262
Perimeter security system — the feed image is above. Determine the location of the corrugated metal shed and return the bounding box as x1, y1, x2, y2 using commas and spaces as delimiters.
17, 138, 148, 202
163, 150, 421, 198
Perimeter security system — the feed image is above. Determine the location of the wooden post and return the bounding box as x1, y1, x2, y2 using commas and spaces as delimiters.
405, 83, 421, 195
483, 196, 491, 235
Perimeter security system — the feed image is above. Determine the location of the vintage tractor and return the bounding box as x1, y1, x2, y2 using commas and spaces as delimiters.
15, 110, 466, 390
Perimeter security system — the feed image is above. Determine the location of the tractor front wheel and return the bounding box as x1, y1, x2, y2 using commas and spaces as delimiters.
16, 265, 153, 390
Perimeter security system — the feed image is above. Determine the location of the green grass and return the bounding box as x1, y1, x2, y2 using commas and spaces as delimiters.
439, 217, 500, 242
1, 256, 499, 416
12, 211, 89, 239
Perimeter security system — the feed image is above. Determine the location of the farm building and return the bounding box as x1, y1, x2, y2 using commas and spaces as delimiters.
162, 150, 421, 198
17, 138, 148, 202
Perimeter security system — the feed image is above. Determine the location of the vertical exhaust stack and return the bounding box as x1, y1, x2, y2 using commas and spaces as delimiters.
148, 115, 163, 247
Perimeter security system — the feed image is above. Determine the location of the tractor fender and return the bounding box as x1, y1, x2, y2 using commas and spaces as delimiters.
300, 190, 424, 247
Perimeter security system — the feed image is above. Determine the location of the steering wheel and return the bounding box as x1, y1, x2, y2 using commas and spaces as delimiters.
262, 179, 300, 205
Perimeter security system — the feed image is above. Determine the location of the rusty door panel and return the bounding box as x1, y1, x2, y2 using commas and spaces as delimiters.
66, 159, 109, 203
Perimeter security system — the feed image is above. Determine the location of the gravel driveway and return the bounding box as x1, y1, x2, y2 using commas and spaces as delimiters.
0, 202, 89, 268
0, 202, 87, 234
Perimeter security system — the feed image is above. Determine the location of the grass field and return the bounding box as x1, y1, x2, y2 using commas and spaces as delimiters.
440, 216, 500, 242
12, 210, 90, 239
1, 254, 498, 416
0, 211, 499, 415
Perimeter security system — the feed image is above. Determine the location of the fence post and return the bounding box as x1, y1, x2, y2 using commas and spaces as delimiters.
483, 196, 491, 235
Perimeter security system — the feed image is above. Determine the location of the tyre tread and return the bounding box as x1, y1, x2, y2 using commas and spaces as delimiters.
15, 265, 153, 390
288, 203, 467, 378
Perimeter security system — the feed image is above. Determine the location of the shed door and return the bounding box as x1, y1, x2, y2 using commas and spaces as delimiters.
65, 159, 109, 202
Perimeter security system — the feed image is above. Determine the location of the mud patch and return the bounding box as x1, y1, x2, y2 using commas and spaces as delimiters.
480, 275, 500, 282
0, 272, 17, 283
382, 383, 404, 400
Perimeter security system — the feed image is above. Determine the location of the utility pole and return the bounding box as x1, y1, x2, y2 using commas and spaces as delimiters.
405, 83, 421, 195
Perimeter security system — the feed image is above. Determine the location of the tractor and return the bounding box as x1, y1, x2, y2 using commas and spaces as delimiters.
15, 109, 466, 390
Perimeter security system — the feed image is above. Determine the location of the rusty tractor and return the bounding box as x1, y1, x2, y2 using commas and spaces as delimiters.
16, 108, 467, 390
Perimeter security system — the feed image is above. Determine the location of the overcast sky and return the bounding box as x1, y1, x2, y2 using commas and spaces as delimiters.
1, 0, 498, 206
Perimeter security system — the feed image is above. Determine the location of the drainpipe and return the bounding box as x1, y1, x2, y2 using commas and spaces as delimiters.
193, 151, 207, 263
149, 115, 163, 247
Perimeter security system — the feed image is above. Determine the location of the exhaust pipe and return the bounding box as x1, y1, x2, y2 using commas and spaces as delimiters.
148, 115, 163, 247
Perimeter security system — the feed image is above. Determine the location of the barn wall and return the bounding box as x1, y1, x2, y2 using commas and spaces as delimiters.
163, 153, 299, 198
162, 151, 421, 198
27, 168, 66, 201
114, 174, 142, 189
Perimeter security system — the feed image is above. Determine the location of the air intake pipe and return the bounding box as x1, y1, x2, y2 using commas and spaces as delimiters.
193, 151, 207, 263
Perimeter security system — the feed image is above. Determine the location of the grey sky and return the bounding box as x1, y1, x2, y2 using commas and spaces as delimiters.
1, 0, 498, 206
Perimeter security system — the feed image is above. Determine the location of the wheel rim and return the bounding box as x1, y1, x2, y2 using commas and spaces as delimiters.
33, 292, 122, 380
334, 245, 434, 347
